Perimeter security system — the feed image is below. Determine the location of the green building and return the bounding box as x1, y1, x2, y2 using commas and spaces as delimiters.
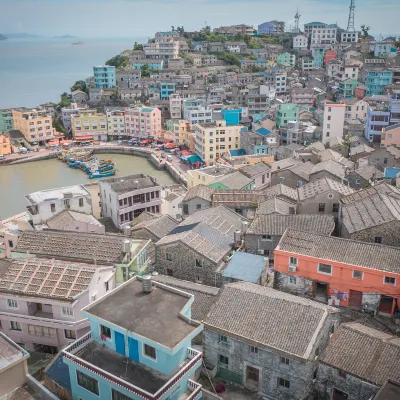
276, 104, 299, 128
0, 109, 14, 132
277, 52, 296, 67
338, 79, 362, 98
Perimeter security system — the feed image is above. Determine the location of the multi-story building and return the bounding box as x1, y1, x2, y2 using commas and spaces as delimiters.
124, 106, 162, 138
0, 134, 11, 156
93, 65, 116, 89
381, 123, 400, 146
264, 69, 287, 94
224, 41, 247, 54
154, 30, 180, 42
343, 98, 368, 122
302, 57, 314, 72
241, 129, 279, 156
71, 109, 107, 141
143, 39, 180, 60
322, 102, 345, 144
370, 40, 394, 57
341, 30, 359, 43
364, 68, 393, 96
311, 26, 337, 45
277, 52, 296, 67
61, 276, 203, 400
324, 50, 337, 65
338, 64, 359, 81
0, 257, 115, 353
257, 20, 285, 34
274, 228, 400, 315
99, 174, 162, 228
12, 108, 55, 144
364, 98, 391, 143
304, 21, 327, 37
132, 59, 164, 70
276, 104, 299, 128
61, 103, 86, 129
194, 120, 241, 166
160, 82, 176, 100
169, 93, 182, 120
186, 164, 234, 189
71, 89, 89, 105
290, 88, 314, 105
293, 34, 308, 51
183, 107, 213, 125
0, 109, 14, 131
312, 46, 325, 69
106, 110, 126, 138
214, 24, 254, 36
116, 70, 141, 89
338, 79, 362, 98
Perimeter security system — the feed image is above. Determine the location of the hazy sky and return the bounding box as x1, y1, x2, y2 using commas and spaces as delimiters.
1, 0, 398, 38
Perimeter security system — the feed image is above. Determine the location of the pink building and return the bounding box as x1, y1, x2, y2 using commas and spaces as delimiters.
382, 123, 400, 146
124, 106, 162, 139
324, 50, 337, 65
355, 85, 366, 99
0, 257, 115, 353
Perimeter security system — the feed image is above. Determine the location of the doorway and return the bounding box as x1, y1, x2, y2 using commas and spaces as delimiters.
333, 388, 348, 400
245, 365, 260, 390
349, 290, 363, 309
36, 303, 43, 312
379, 296, 393, 316
314, 282, 328, 302
33, 343, 58, 354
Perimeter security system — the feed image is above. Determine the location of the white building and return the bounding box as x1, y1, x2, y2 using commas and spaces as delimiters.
106, 110, 126, 137
343, 98, 368, 122
311, 27, 337, 45
143, 39, 179, 60
293, 35, 308, 51
304, 22, 327, 37
326, 59, 342, 78
25, 185, 93, 226
322, 102, 346, 144
161, 185, 187, 221
183, 107, 213, 125
341, 31, 359, 43
370, 40, 394, 57
169, 94, 182, 120
338, 65, 360, 81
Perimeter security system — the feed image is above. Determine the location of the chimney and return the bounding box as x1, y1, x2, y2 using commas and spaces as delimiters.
142, 275, 153, 293
241, 221, 249, 233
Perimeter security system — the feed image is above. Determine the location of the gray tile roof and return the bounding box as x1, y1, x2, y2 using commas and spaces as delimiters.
152, 275, 219, 321
212, 190, 262, 208
340, 182, 400, 205
288, 161, 314, 181
183, 185, 214, 202
131, 211, 159, 226
298, 178, 354, 201
256, 198, 297, 215
350, 144, 375, 157
277, 229, 400, 274
247, 214, 335, 236
318, 149, 355, 170
341, 193, 400, 233
131, 214, 179, 240
352, 165, 383, 181
309, 159, 347, 180
205, 282, 337, 358
46, 210, 103, 230
263, 184, 299, 202
214, 171, 253, 190
157, 206, 248, 263
320, 323, 400, 386
239, 162, 270, 178
386, 145, 400, 159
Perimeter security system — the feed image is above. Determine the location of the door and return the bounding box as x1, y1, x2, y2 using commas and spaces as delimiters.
333, 388, 348, 400
129, 337, 139, 361
314, 282, 328, 302
36, 303, 43, 312
114, 331, 125, 356
245, 366, 260, 389
379, 296, 393, 316
349, 290, 363, 309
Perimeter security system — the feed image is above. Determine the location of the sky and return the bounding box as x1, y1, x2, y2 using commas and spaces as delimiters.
1, 0, 399, 39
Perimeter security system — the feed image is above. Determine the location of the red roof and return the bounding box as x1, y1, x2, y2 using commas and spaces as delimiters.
75, 136, 94, 141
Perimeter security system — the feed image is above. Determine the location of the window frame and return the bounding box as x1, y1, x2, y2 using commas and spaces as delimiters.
219, 334, 228, 343
289, 257, 298, 266
318, 263, 332, 276
100, 324, 112, 340
64, 329, 76, 340
352, 270, 364, 280
374, 236, 382, 244
280, 356, 290, 365
61, 306, 74, 317
10, 321, 22, 331
261, 234, 272, 241
384, 276, 396, 286
278, 377, 290, 389
219, 354, 229, 365
143, 343, 157, 360
249, 345, 259, 354
76, 370, 100, 396
166, 253, 173, 261
7, 299, 18, 309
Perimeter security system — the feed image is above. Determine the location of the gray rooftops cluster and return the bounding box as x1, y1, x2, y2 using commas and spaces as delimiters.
240, 162, 271, 178
183, 185, 214, 202
298, 177, 354, 201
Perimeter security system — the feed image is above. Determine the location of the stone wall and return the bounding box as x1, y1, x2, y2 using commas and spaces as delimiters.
245, 234, 281, 258
274, 271, 315, 298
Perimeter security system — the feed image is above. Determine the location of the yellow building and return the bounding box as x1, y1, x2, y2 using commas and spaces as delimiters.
12, 109, 55, 144
194, 120, 241, 166
173, 120, 191, 144
0, 134, 11, 155
71, 109, 107, 142
187, 164, 235, 188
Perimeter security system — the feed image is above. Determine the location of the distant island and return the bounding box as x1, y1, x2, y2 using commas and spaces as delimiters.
72, 42, 84, 46
3, 33, 42, 39
54, 34, 76, 39
0, 34, 7, 41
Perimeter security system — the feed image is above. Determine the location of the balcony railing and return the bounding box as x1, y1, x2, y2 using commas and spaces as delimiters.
63, 333, 203, 400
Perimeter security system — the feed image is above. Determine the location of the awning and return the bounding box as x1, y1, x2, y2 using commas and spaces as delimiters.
75, 136, 94, 141
187, 155, 202, 164
47, 140, 59, 146
140, 139, 149, 143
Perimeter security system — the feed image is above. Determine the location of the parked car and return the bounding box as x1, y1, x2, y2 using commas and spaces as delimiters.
161, 152, 166, 158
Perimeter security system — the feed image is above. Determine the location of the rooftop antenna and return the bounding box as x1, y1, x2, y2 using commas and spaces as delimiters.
347, 0, 356, 32
294, 8, 301, 34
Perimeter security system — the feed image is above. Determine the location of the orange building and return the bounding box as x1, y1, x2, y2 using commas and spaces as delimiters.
0, 134, 11, 155
274, 229, 400, 316
324, 50, 337, 65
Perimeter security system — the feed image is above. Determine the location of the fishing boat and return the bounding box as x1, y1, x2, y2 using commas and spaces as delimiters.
89, 169, 116, 179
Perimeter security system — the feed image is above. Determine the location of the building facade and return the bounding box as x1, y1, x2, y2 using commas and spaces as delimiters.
0, 109, 14, 132
71, 109, 107, 141
124, 107, 162, 139
93, 65, 116, 89
322, 103, 345, 144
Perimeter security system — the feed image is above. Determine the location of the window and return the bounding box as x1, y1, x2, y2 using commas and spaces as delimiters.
318, 203, 325, 212
79, 198, 84, 207
384, 276, 396, 285
219, 334, 228, 343
219, 355, 229, 365
249, 345, 259, 354
105, 281, 109, 292
65, 329, 76, 339
318, 263, 332, 275
61, 306, 73, 317
289, 257, 297, 266
353, 270, 364, 280
144, 344, 156, 359
10, 321, 22, 331
166, 253, 173, 261
278, 377, 290, 388
196, 204, 202, 210
8, 240, 13, 248
289, 207, 295, 215
77, 371, 99, 396
332, 203, 339, 213
279, 177, 285, 184
262, 235, 272, 241
100, 325, 111, 339
50, 203, 56, 213
374, 237, 382, 244
7, 299, 18, 309
326, 132, 330, 137
330, 324, 335, 334
280, 356, 290, 365
112, 389, 132, 400
289, 276, 297, 285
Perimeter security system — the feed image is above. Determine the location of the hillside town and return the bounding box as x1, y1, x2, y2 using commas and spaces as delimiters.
1, 2, 400, 400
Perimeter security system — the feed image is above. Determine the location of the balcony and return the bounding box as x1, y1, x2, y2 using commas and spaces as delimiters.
63, 333, 202, 400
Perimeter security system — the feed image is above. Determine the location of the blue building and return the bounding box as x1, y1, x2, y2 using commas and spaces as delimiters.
132, 60, 164, 70
311, 47, 325, 69
221, 108, 242, 125
257, 21, 285, 35
365, 102, 391, 143
364, 68, 393, 96
62, 277, 203, 400
93, 65, 116, 89
160, 82, 176, 100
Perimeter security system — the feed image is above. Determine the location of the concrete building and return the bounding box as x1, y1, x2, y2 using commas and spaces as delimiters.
0, 109, 14, 131
155, 30, 180, 42
224, 41, 247, 54
160, 82, 176, 100
322, 102, 345, 144
338, 79, 362, 98
241, 129, 279, 157
258, 20, 285, 34
0, 257, 115, 353
143, 39, 180, 60
12, 108, 55, 144
124, 106, 162, 139
132, 59, 164, 70
62, 277, 203, 400
304, 21, 327, 37
302, 58, 314, 72
276, 104, 299, 128
204, 282, 340, 400
293, 35, 308, 51
290, 88, 314, 105
194, 120, 242, 166
364, 99, 391, 143
187, 165, 234, 189
61, 103, 86, 130
370, 40, 394, 57
99, 174, 162, 228
116, 70, 141, 89
214, 24, 254, 36
311, 26, 337, 45
71, 90, 89, 105
277, 52, 296, 67
93, 65, 116, 89
169, 93, 182, 120
45, 210, 106, 234
343, 98, 368, 122
0, 134, 11, 156
381, 123, 400, 146
71, 109, 107, 141
364, 68, 393, 96
184, 107, 212, 125
341, 30, 359, 43
240, 162, 271, 189
106, 109, 125, 138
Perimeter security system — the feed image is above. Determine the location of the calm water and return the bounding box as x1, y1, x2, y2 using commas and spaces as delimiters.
0, 37, 145, 108
0, 155, 176, 219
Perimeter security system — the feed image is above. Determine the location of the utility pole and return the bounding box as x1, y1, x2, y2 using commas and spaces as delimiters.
347, 0, 356, 32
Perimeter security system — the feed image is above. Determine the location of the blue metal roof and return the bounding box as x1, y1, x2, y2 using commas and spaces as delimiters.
229, 149, 246, 157
223, 252, 266, 283
44, 352, 71, 391
384, 168, 400, 179
256, 127, 272, 136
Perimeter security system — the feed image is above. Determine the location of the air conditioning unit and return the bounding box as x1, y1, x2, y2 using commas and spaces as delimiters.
257, 250, 265, 255
288, 265, 297, 272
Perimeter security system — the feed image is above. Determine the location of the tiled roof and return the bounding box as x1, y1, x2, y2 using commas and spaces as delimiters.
183, 185, 214, 202
157, 206, 248, 263
320, 323, 400, 386
131, 214, 178, 240
239, 162, 270, 178
102, 174, 159, 193
309, 159, 347, 180
46, 210, 103, 230
164, 192, 181, 203
205, 282, 336, 358
256, 197, 297, 215
131, 211, 159, 227
212, 190, 262, 208
318, 149, 355, 170
16, 230, 126, 264
277, 229, 400, 274
247, 214, 335, 236
0, 258, 98, 300
288, 161, 314, 181
386, 146, 400, 159
307, 142, 325, 152
352, 165, 383, 181
213, 171, 253, 190
263, 184, 299, 202
350, 144, 375, 157
298, 177, 354, 201
341, 193, 400, 233
340, 182, 400, 205
152, 275, 219, 321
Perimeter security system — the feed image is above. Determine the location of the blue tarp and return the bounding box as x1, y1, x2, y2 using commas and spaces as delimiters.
384, 168, 400, 179
229, 149, 246, 157
223, 252, 266, 283
256, 128, 272, 136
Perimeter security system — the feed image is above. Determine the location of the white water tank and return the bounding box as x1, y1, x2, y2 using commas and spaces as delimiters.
122, 239, 131, 253
242, 221, 249, 233
123, 225, 131, 236
234, 230, 241, 244
142, 275, 153, 293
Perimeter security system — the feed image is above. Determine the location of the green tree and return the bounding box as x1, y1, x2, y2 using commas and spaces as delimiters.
360, 24, 370, 38
59, 92, 71, 107
70, 80, 88, 94
133, 42, 143, 50
141, 64, 150, 77
52, 115, 66, 133
105, 55, 129, 69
